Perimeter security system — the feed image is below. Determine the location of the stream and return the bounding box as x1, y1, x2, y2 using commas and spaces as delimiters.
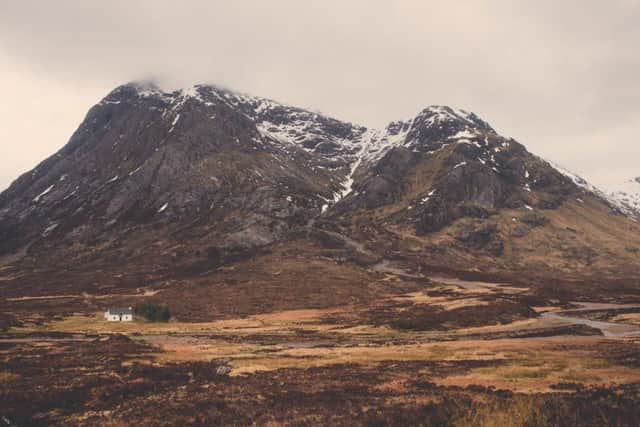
434, 275, 640, 338
541, 303, 640, 337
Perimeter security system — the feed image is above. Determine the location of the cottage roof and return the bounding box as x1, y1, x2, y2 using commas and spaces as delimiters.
107, 307, 132, 315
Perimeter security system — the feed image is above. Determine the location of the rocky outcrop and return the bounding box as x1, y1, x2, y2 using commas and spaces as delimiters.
455, 222, 504, 255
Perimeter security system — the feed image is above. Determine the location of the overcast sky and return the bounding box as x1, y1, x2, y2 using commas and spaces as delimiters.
1, 1, 638, 191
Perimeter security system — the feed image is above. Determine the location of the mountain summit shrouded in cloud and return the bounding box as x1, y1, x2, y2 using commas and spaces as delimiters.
1, 1, 639, 194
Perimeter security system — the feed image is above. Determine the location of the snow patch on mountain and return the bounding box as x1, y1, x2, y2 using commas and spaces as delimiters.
33, 185, 54, 203
608, 177, 640, 219
548, 162, 640, 219
547, 162, 598, 193
332, 130, 376, 202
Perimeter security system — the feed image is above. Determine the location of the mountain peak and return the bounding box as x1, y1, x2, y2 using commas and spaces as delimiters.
1, 81, 640, 296
412, 105, 494, 133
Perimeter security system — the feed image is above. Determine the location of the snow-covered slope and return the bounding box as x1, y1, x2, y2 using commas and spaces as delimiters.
547, 162, 640, 220
546, 162, 602, 194
608, 177, 640, 219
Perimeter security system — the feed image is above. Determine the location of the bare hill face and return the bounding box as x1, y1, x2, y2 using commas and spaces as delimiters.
0, 83, 359, 255
1, 82, 639, 313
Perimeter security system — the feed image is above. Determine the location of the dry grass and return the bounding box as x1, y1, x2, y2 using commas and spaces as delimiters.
222, 336, 640, 392
610, 313, 640, 326
454, 318, 541, 334
453, 398, 545, 427
11, 306, 350, 336
10, 290, 640, 395
149, 339, 267, 364
228, 343, 476, 375
431, 276, 529, 295
391, 291, 490, 311
392, 291, 447, 304
0, 372, 20, 382
434, 338, 640, 393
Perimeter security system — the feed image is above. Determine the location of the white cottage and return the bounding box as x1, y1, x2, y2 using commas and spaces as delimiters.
104, 307, 133, 322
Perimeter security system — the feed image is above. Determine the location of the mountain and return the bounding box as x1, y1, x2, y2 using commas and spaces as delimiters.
1, 82, 639, 319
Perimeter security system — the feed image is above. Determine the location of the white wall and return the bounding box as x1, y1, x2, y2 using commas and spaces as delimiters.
105, 312, 133, 321
106, 313, 133, 321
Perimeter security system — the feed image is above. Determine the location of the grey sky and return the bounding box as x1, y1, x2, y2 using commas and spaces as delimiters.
1, 0, 638, 191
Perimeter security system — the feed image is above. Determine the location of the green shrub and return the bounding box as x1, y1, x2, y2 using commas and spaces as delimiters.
135, 303, 171, 322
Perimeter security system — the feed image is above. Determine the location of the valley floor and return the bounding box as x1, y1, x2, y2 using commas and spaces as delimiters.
2, 276, 640, 426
